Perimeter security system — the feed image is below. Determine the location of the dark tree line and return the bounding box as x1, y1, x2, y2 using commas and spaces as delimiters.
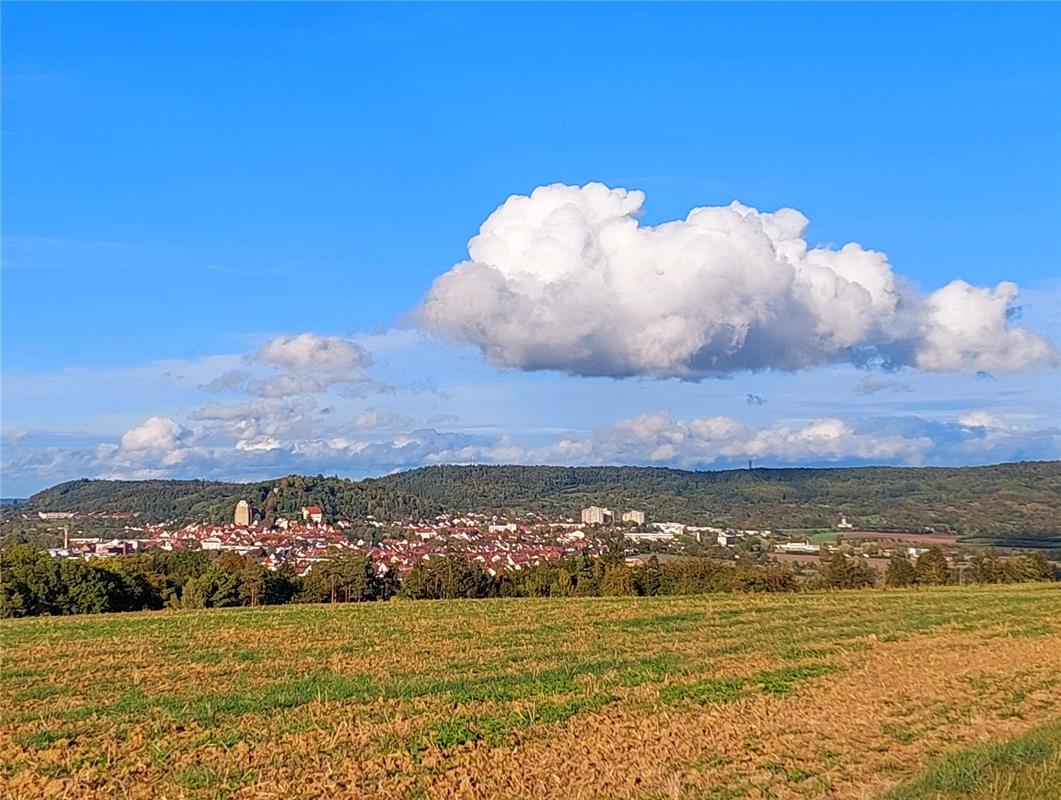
0, 547, 303, 617
398, 554, 799, 600
1, 546, 801, 617
883, 548, 1055, 587
3, 544, 1055, 618
814, 547, 1055, 590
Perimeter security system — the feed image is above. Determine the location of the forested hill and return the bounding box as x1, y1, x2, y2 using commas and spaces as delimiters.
378, 462, 1061, 541
13, 461, 1061, 541
19, 475, 437, 527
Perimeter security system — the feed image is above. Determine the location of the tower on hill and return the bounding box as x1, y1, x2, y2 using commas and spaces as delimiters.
234, 499, 251, 526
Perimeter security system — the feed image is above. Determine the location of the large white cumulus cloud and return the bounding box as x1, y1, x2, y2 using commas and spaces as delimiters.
915, 280, 1054, 371
417, 183, 1057, 377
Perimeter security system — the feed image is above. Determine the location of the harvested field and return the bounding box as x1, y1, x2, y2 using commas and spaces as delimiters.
3, 584, 1061, 800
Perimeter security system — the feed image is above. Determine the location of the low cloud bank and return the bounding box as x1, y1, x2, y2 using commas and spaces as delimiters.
5, 408, 1057, 491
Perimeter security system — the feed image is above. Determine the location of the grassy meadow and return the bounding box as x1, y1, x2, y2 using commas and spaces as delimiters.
3, 584, 1061, 799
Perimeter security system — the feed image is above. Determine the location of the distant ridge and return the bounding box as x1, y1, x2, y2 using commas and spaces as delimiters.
11, 461, 1061, 544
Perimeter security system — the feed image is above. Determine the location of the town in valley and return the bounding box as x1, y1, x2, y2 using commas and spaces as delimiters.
9, 496, 1029, 588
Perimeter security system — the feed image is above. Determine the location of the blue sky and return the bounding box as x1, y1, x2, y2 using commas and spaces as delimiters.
2, 3, 1059, 497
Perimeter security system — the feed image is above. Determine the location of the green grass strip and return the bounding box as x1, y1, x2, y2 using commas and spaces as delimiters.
881, 717, 1061, 800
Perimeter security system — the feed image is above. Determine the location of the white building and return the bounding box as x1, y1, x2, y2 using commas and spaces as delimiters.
651, 522, 686, 536
624, 531, 675, 542
776, 542, 821, 554
717, 532, 738, 547
581, 506, 614, 525
837, 516, 854, 530
621, 510, 646, 525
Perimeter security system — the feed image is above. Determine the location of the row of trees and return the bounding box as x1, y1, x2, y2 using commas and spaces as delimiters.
0, 546, 801, 617
884, 549, 1054, 587
0, 548, 303, 617
399, 554, 799, 599
812, 548, 1056, 590
1, 545, 1055, 618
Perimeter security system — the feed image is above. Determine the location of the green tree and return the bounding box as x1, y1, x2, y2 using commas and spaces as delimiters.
527, 561, 560, 597
599, 531, 628, 564
300, 553, 385, 603
660, 558, 726, 595
915, 548, 951, 586
400, 556, 495, 600
0, 545, 62, 617
1027, 552, 1055, 581
1004, 553, 1054, 583
571, 558, 607, 597
821, 552, 877, 589
633, 556, 663, 596
262, 564, 302, 605
57, 560, 121, 614
181, 564, 243, 608
885, 554, 917, 588
239, 563, 266, 606
97, 556, 164, 611
335, 553, 381, 602
549, 565, 576, 597
731, 564, 798, 593
301, 559, 341, 604
970, 552, 1004, 584
600, 563, 636, 596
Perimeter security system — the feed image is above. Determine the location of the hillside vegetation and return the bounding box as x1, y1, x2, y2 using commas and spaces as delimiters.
15, 461, 1061, 542
381, 462, 1061, 540
20, 474, 435, 526
3, 584, 1060, 799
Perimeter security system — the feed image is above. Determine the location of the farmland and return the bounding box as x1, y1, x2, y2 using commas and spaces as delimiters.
3, 585, 1061, 800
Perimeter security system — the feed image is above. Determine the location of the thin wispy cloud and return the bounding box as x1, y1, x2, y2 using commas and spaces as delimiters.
855, 377, 912, 395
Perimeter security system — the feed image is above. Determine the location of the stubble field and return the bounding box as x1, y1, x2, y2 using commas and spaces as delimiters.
3, 584, 1061, 800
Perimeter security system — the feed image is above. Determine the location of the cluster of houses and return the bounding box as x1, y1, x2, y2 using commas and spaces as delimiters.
41, 505, 619, 578
33, 500, 950, 577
